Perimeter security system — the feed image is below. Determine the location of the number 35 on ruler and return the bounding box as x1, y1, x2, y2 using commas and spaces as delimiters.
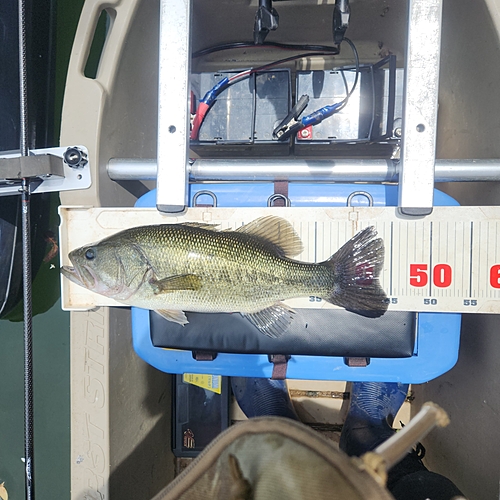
409, 263, 500, 288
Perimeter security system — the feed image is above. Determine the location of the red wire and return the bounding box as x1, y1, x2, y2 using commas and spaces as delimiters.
190, 102, 210, 140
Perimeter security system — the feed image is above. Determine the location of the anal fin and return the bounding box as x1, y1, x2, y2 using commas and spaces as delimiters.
242, 302, 295, 338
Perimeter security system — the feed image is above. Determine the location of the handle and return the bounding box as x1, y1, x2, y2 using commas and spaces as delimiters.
69, 0, 140, 91
359, 402, 449, 485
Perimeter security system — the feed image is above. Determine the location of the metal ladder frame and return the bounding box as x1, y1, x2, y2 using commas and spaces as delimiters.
152, 0, 443, 214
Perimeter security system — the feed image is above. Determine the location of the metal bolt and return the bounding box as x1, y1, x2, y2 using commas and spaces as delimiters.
300, 128, 310, 138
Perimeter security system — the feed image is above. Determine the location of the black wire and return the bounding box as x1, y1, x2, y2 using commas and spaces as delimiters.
335, 36, 360, 112
249, 51, 338, 74
193, 41, 340, 58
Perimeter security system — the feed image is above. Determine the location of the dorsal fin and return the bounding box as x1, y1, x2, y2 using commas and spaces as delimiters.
235, 215, 303, 258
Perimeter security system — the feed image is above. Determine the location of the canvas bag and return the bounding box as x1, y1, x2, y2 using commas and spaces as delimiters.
153, 417, 394, 500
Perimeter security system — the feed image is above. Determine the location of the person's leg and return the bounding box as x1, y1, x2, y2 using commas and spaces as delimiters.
339, 381, 409, 456
231, 377, 299, 420
340, 382, 465, 500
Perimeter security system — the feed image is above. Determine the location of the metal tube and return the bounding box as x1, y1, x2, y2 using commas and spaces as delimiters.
433, 159, 500, 182
108, 158, 500, 183
189, 159, 397, 182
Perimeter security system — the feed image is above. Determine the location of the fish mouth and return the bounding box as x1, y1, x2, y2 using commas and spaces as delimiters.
60, 263, 96, 290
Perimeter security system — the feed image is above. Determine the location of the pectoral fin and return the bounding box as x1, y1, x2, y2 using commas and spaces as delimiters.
154, 309, 189, 325
150, 274, 202, 294
242, 302, 295, 338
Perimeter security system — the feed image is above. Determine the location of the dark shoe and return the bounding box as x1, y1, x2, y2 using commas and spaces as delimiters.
339, 382, 409, 456
231, 377, 299, 420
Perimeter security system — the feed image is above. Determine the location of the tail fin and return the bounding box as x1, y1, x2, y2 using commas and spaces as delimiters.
323, 226, 388, 318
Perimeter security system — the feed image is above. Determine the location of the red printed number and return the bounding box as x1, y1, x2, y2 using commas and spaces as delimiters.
410, 263, 452, 288
409, 264, 428, 287
433, 264, 452, 288
490, 265, 500, 289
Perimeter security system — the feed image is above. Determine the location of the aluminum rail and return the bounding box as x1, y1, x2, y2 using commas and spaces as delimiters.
398, 0, 443, 215
156, 0, 191, 212
108, 158, 500, 183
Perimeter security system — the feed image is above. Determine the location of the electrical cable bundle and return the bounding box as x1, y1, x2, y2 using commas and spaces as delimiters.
190, 37, 359, 141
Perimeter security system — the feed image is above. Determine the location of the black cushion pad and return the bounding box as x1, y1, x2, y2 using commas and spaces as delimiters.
150, 309, 416, 358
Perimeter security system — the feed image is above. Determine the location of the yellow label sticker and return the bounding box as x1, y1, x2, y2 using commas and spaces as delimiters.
183, 373, 222, 394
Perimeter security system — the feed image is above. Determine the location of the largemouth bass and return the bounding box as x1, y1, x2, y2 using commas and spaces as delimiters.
61, 216, 387, 337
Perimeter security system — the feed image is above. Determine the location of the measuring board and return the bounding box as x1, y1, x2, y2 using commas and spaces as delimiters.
59, 205, 500, 314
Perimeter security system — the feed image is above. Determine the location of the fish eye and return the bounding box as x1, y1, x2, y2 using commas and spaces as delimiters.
85, 248, 96, 260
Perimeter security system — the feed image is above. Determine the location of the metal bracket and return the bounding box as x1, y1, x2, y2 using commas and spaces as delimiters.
0, 146, 91, 196
156, 0, 191, 213
0, 154, 63, 178
398, 0, 443, 215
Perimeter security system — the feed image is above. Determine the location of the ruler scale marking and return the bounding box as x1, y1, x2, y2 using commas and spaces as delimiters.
494, 221, 500, 298
314, 221, 317, 263
406, 228, 410, 295
446, 222, 449, 298
478, 221, 481, 299
452, 223, 457, 297
461, 221, 465, 297
458, 221, 462, 298
469, 221, 474, 298
404, 223, 407, 298
487, 221, 490, 299
429, 221, 433, 298
390, 221, 394, 297
402, 222, 405, 298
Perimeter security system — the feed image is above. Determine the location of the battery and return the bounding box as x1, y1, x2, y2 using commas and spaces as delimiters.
190, 69, 291, 157
295, 55, 403, 157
